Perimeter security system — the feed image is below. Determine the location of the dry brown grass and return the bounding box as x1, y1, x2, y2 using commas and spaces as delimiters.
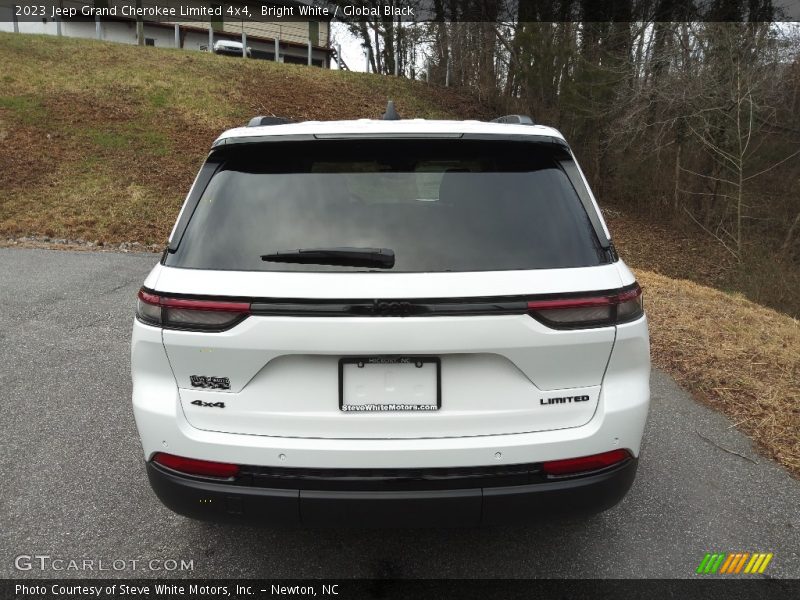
606, 212, 734, 286
639, 270, 800, 475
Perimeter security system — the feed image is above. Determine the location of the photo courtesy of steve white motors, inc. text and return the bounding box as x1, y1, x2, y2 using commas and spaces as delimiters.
14, 583, 340, 597
14, 1, 416, 20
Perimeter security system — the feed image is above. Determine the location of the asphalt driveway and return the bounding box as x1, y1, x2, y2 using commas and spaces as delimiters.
0, 247, 797, 579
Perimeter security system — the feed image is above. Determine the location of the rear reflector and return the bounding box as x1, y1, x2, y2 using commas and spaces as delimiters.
152, 452, 240, 479
527, 283, 643, 329
542, 449, 631, 477
136, 289, 250, 331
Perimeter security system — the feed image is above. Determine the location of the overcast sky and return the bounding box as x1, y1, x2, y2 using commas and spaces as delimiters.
329, 22, 368, 72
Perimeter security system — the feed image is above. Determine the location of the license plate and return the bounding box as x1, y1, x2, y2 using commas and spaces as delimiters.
339, 356, 441, 412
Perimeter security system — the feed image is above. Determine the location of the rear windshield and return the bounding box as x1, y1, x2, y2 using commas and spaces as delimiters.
166, 140, 607, 272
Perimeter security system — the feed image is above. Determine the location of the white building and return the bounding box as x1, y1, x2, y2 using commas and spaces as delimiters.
0, 0, 333, 67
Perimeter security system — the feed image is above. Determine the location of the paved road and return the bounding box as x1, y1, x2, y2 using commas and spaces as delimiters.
0, 247, 797, 579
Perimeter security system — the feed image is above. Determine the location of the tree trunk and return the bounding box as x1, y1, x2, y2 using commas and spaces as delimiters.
780, 212, 800, 258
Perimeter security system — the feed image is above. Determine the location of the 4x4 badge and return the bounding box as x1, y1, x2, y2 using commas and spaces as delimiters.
191, 400, 225, 408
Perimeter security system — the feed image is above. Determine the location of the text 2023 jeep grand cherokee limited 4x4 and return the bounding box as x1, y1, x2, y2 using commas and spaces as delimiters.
131, 110, 650, 527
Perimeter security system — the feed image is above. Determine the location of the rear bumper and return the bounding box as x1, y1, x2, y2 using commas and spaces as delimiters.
146, 458, 638, 527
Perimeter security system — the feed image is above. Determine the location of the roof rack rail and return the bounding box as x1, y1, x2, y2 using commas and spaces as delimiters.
491, 115, 534, 125
247, 116, 293, 127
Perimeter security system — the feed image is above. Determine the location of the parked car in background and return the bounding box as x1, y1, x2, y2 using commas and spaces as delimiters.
212, 40, 252, 58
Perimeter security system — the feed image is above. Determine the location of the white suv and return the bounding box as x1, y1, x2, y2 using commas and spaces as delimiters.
131, 109, 650, 526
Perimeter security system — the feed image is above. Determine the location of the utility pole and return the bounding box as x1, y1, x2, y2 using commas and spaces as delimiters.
135, 0, 143, 45
242, 29, 247, 58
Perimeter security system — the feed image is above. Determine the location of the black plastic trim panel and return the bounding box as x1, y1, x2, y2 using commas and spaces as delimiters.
146, 458, 638, 527
244, 461, 544, 491
141, 283, 641, 322
249, 298, 529, 317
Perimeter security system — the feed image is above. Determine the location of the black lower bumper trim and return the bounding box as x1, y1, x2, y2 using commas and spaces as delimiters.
146, 458, 638, 527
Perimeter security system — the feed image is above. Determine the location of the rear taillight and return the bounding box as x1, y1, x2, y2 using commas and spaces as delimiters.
152, 452, 240, 479
542, 449, 632, 477
527, 283, 643, 329
136, 289, 250, 331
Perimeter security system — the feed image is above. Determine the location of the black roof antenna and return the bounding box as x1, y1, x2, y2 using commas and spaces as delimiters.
382, 100, 401, 120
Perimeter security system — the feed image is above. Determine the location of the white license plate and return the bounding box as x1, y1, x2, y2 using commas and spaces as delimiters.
339, 357, 441, 412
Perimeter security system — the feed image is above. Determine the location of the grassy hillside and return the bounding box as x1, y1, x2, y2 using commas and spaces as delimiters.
639, 270, 798, 475
1, 33, 797, 477
0, 33, 489, 244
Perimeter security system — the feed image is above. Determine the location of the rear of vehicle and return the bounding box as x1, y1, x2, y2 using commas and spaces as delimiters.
131, 120, 649, 527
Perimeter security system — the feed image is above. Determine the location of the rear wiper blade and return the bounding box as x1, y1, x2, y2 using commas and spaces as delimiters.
261, 247, 395, 269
